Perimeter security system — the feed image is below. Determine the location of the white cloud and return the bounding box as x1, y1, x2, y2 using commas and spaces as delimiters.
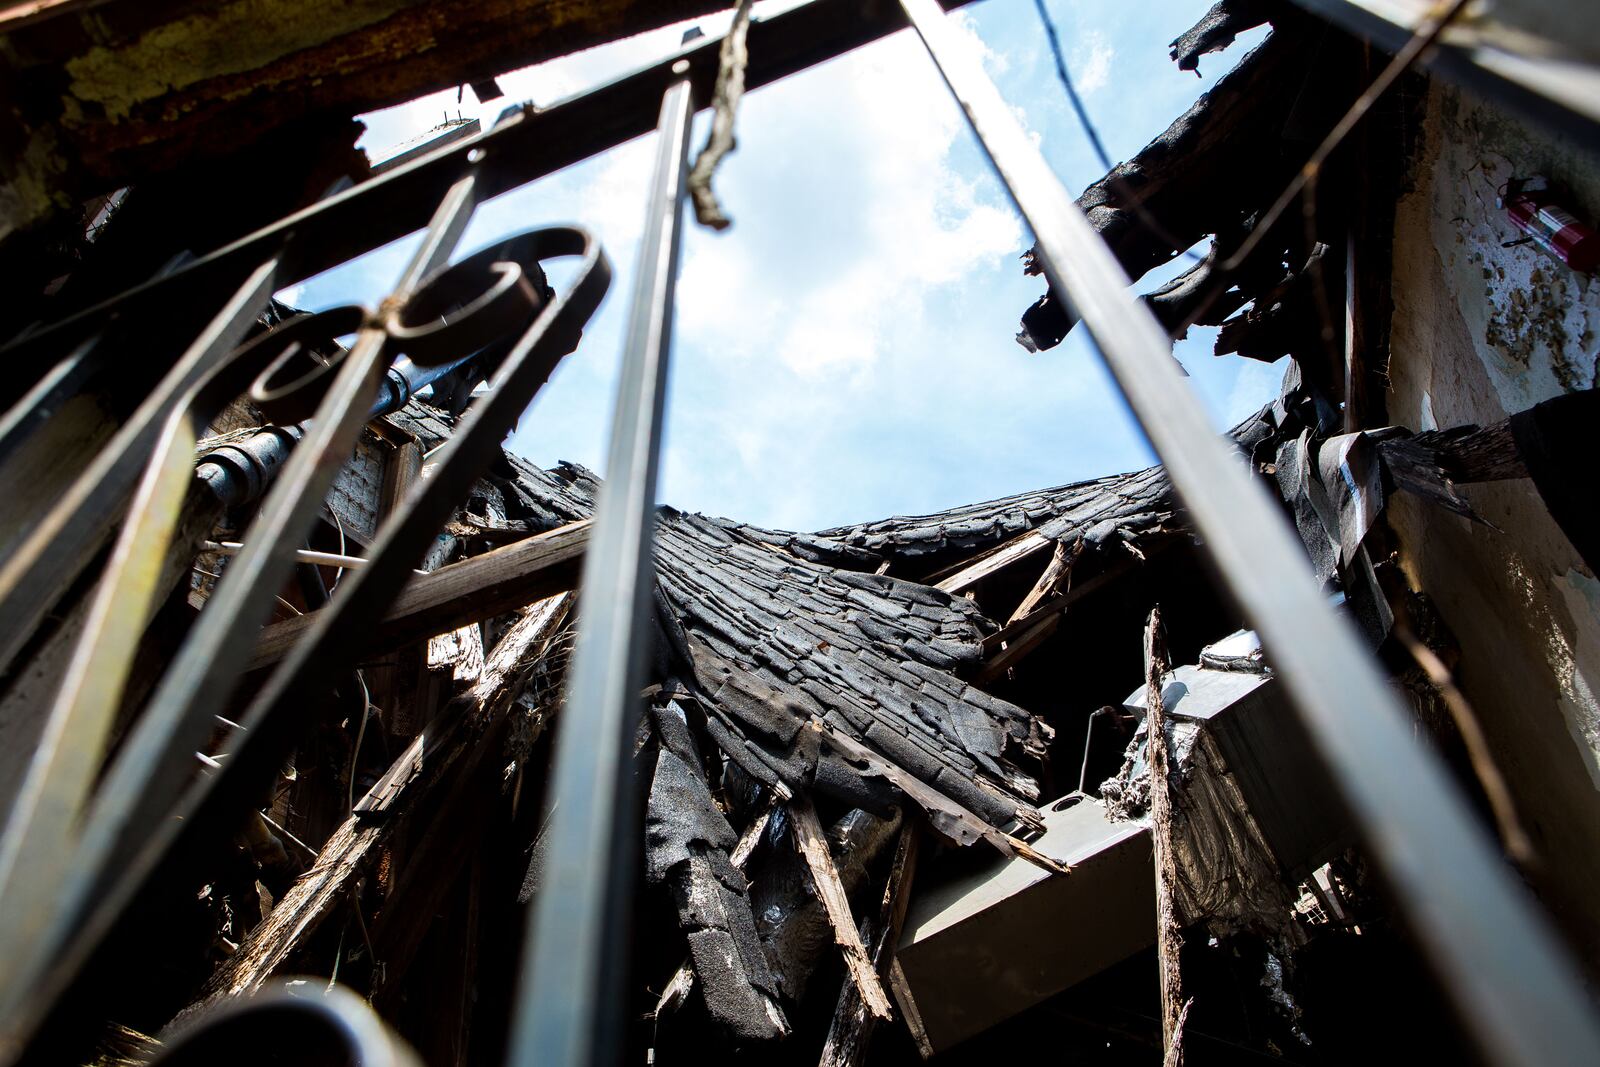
298, 2, 1239, 530
1073, 32, 1115, 95
676, 25, 1022, 386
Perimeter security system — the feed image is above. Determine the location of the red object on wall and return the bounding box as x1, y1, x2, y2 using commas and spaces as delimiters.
1499, 178, 1600, 273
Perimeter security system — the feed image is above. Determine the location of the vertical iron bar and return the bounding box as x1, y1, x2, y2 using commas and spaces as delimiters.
510, 70, 693, 1067
897, 1, 1600, 1063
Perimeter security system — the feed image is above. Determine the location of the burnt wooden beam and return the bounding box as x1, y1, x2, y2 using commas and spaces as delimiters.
249, 518, 588, 670
1169, 0, 1273, 74
1017, 17, 1323, 352
0, 0, 730, 236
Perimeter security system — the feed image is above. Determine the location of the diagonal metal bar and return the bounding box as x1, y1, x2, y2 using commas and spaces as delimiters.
510, 69, 694, 1067
897, 1, 1600, 1064
0, 173, 480, 1049
0, 259, 280, 678
0, 224, 610, 1067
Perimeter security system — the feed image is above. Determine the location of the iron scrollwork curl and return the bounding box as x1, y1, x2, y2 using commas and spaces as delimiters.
0, 221, 610, 1061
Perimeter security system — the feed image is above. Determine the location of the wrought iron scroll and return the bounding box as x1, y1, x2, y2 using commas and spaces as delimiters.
897, 1, 1600, 1064
0, 175, 609, 1058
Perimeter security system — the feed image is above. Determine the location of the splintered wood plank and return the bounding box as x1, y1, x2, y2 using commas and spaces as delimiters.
1007, 538, 1075, 625
789, 796, 894, 1022
932, 530, 1050, 595
981, 550, 1150, 657
427, 623, 485, 686
185, 595, 571, 1015
820, 821, 921, 1067
888, 960, 935, 1060
249, 519, 590, 670
1145, 609, 1188, 1067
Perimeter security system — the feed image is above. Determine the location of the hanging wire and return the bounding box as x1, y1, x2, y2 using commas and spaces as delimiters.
1032, 0, 1112, 172
1031, 0, 1204, 264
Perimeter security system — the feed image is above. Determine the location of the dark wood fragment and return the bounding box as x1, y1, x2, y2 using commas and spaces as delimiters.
1169, 0, 1272, 74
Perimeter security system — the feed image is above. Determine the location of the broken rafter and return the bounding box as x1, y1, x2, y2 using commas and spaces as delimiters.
249, 519, 589, 670
789, 796, 894, 1023
1007, 538, 1077, 625
810, 720, 1066, 875
973, 549, 1155, 684
974, 612, 1061, 685
932, 530, 1051, 595
819, 820, 921, 1067
182, 594, 571, 1016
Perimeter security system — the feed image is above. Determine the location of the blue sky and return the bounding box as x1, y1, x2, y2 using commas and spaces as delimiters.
281, 0, 1280, 531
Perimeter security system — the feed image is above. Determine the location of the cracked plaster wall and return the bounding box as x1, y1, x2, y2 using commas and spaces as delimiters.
1386, 80, 1600, 959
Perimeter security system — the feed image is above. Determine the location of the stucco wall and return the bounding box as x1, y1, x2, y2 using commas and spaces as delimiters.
1386, 82, 1600, 957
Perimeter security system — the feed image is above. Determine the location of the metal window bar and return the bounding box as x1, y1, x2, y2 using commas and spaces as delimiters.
510, 65, 694, 1067
0, 1, 1595, 1065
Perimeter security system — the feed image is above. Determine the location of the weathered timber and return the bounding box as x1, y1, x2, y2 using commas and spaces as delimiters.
1007, 539, 1076, 625
789, 795, 894, 1023
0, 0, 732, 236
975, 612, 1062, 685
979, 551, 1150, 658
934, 530, 1052, 595
811, 721, 1065, 875
819, 821, 921, 1067
182, 595, 569, 1015
747, 804, 901, 1011
1144, 610, 1187, 1067
249, 519, 589, 670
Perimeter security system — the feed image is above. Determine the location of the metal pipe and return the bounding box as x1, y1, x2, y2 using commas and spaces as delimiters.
510, 68, 694, 1067
897, 1, 1600, 1062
